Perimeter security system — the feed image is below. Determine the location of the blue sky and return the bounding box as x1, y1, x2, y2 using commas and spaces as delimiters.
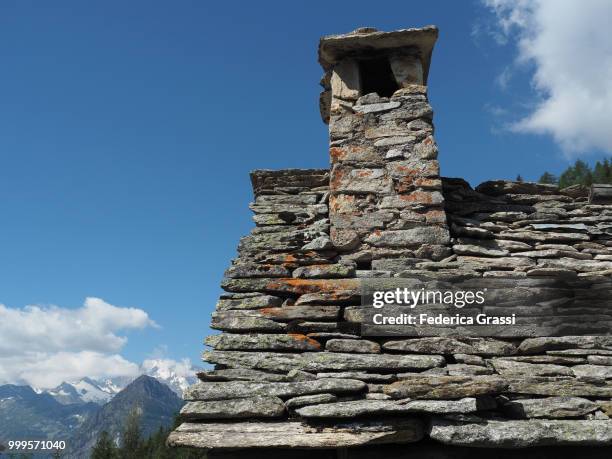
1, 1, 610, 386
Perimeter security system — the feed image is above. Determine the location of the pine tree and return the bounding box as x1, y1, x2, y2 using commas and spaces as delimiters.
119, 407, 143, 459
559, 159, 593, 188
538, 171, 557, 184
91, 431, 118, 459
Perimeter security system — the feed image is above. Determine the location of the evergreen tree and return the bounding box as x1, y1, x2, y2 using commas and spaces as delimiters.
538, 171, 557, 184
558, 159, 593, 188
91, 431, 118, 459
119, 408, 143, 459
593, 158, 612, 183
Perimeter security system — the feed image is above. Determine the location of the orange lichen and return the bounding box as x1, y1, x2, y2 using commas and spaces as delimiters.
265, 278, 360, 294
287, 333, 322, 349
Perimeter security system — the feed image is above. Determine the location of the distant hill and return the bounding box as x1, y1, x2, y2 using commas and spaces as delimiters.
65, 375, 184, 458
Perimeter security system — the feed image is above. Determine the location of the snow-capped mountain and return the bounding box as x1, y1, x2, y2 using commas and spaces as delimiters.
44, 359, 198, 405
46, 377, 121, 405
140, 358, 197, 396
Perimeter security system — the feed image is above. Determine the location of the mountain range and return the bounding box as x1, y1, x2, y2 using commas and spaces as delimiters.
0, 362, 197, 457
40, 358, 197, 405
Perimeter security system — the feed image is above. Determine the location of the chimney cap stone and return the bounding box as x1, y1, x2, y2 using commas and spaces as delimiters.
318, 25, 438, 84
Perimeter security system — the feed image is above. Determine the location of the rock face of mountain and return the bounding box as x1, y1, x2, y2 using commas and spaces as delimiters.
66, 375, 184, 458
0, 384, 98, 440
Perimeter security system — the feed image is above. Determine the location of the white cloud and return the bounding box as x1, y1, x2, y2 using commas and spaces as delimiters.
482, 0, 612, 156
0, 297, 158, 388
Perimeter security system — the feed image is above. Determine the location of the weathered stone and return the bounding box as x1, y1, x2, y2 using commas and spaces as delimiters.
211, 311, 286, 332
498, 240, 533, 251
326, 339, 381, 353
197, 368, 295, 383
371, 258, 420, 272
500, 231, 590, 243
456, 256, 533, 270
513, 249, 592, 260
598, 400, 612, 416
390, 53, 424, 86
382, 337, 516, 356
224, 263, 292, 279
168, 418, 424, 450
204, 350, 444, 373
502, 396, 599, 419
446, 364, 494, 376
184, 378, 366, 401
353, 100, 401, 114
301, 236, 333, 250
285, 393, 337, 409
572, 364, 612, 380
385, 375, 507, 399
526, 267, 578, 278
475, 180, 559, 196
414, 135, 438, 159
380, 192, 444, 208
296, 397, 493, 418
453, 244, 509, 257
429, 418, 612, 447
316, 372, 396, 383
506, 376, 612, 397
261, 277, 361, 297
330, 228, 360, 252
537, 257, 612, 272
293, 264, 355, 279
518, 336, 612, 354
490, 359, 573, 377
205, 333, 321, 352
365, 227, 450, 247
331, 166, 393, 194
373, 135, 416, 147
180, 396, 285, 420
548, 349, 612, 356
259, 306, 340, 321
495, 355, 586, 365
366, 393, 392, 400
454, 354, 485, 366
216, 295, 283, 311
588, 355, 612, 365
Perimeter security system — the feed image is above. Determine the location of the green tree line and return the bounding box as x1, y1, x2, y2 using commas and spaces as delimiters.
90, 409, 206, 459
539, 158, 612, 188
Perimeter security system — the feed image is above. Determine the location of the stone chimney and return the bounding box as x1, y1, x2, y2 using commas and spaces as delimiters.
319, 26, 450, 267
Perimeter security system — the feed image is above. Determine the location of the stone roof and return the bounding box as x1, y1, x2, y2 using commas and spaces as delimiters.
168, 171, 612, 455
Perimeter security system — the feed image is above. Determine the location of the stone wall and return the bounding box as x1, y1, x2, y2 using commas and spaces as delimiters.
168, 169, 612, 455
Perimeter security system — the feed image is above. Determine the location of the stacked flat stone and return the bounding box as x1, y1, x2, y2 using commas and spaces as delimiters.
168, 171, 612, 454
168, 26, 612, 457
328, 87, 450, 264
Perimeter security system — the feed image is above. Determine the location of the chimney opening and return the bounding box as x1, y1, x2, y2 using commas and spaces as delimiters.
358, 56, 399, 98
